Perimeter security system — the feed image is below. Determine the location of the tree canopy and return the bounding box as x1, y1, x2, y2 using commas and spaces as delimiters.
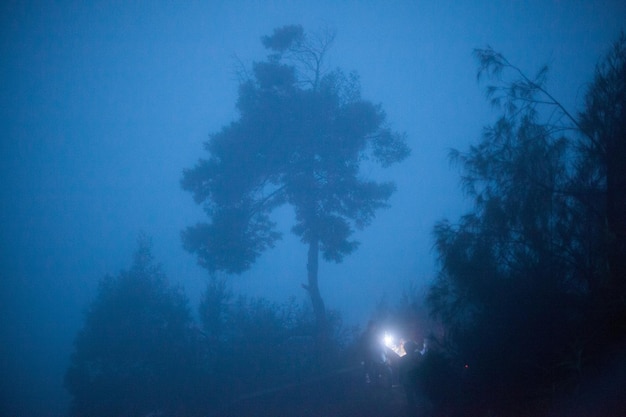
181, 25, 409, 333
65, 235, 200, 417
425, 35, 626, 415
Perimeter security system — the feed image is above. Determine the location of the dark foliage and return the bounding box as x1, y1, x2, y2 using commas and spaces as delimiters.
261, 24, 304, 53
425, 35, 626, 416
65, 235, 202, 417
65, 239, 368, 417
195, 276, 358, 414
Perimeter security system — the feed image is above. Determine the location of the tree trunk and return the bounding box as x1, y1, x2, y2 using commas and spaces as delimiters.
306, 238, 327, 342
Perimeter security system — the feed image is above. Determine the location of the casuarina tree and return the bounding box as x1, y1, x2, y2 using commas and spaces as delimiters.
181, 25, 409, 338
426, 35, 626, 415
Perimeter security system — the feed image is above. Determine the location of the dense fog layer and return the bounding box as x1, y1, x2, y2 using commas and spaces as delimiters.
2, 2, 625, 416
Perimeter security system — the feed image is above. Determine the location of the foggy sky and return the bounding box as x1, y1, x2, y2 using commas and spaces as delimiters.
2, 1, 625, 415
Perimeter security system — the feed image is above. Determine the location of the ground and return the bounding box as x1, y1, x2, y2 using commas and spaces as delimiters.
216, 366, 429, 417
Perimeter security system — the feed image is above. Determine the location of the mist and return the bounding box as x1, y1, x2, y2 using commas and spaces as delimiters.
2, 1, 625, 416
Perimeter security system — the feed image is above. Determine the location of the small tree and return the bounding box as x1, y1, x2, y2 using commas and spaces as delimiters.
65, 235, 200, 417
181, 25, 409, 338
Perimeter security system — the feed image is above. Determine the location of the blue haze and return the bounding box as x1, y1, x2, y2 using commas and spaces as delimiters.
1, 1, 625, 415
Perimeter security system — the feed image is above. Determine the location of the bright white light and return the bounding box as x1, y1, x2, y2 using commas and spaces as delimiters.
383, 333, 393, 348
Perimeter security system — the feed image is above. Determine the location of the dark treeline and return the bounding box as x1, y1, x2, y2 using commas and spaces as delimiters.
420, 33, 626, 416
65, 234, 363, 417
65, 30, 626, 417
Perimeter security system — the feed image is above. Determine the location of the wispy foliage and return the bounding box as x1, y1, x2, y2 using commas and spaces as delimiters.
426, 36, 626, 416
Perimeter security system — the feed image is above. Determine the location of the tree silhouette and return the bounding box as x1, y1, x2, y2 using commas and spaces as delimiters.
65, 235, 200, 417
426, 36, 626, 415
579, 33, 626, 302
181, 25, 409, 337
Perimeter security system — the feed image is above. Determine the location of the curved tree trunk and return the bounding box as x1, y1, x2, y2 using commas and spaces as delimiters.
306, 238, 327, 342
